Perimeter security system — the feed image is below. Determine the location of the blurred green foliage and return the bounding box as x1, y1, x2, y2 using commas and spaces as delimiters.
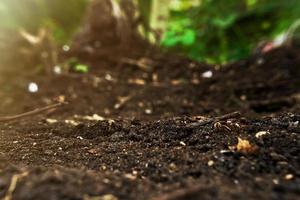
161, 0, 300, 63
0, 0, 299, 63
0, 0, 88, 44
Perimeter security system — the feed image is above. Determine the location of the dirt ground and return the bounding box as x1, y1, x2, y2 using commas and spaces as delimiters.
0, 43, 299, 199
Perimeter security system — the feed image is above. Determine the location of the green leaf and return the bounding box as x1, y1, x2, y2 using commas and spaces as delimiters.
74, 64, 89, 73
180, 29, 196, 45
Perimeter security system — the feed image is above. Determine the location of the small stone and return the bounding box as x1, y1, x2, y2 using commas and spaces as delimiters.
255, 131, 270, 138
169, 163, 177, 171
124, 173, 136, 180
28, 82, 39, 93
46, 118, 58, 124
128, 78, 145, 85
285, 174, 294, 180
65, 120, 79, 126
207, 160, 214, 166
82, 114, 105, 121
145, 109, 152, 114
273, 179, 279, 185
179, 141, 186, 146
132, 170, 138, 175
202, 70, 213, 78
62, 45, 70, 52
53, 65, 62, 74
220, 149, 234, 155
77, 136, 84, 140
105, 74, 113, 81
114, 103, 121, 109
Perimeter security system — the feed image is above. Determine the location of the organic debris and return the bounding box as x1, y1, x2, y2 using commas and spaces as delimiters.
236, 137, 258, 154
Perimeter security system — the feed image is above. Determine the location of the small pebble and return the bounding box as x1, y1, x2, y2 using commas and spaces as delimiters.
285, 174, 294, 180
220, 149, 233, 155
62, 45, 70, 52
145, 109, 152, 114
255, 131, 269, 138
28, 82, 38, 93
273, 179, 279, 185
46, 119, 58, 124
77, 136, 83, 140
207, 160, 214, 166
53, 65, 62, 74
202, 70, 213, 78
179, 141, 186, 146
105, 74, 113, 81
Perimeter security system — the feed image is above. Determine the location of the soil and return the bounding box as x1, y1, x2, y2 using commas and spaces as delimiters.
0, 43, 300, 200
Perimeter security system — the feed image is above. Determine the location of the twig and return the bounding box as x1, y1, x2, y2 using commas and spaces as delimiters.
186, 111, 241, 128
215, 111, 241, 121
120, 57, 154, 71
3, 172, 29, 200
0, 102, 65, 123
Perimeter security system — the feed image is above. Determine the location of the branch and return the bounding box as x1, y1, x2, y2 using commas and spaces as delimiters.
0, 102, 65, 123
186, 111, 241, 128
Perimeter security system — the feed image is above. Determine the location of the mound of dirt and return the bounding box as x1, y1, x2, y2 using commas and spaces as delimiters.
0, 44, 299, 199
0, 112, 299, 200
1, 45, 300, 119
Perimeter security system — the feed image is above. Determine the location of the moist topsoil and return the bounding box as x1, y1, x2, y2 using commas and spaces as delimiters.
0, 45, 299, 200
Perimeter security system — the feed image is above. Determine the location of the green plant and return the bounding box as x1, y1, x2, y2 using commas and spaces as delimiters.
161, 0, 300, 64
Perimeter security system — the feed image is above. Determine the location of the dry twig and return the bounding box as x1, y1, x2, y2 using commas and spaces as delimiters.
120, 57, 154, 71
3, 172, 29, 200
0, 102, 65, 123
186, 111, 241, 128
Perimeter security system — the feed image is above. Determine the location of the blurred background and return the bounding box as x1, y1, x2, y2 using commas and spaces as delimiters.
0, 0, 300, 121
0, 0, 300, 66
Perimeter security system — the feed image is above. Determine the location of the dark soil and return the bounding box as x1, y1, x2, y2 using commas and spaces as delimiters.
0, 44, 300, 200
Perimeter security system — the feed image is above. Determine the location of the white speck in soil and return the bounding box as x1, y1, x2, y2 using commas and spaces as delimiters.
62, 45, 70, 52
28, 82, 39, 93
53, 65, 62, 74
202, 70, 213, 78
